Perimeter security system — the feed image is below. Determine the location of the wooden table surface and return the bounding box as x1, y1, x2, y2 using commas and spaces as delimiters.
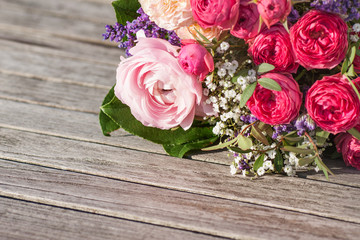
1, 0, 360, 239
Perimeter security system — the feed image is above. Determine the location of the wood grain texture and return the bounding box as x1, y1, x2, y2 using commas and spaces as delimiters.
0, 0, 112, 43
0, 127, 359, 225
0, 197, 223, 240
1, 160, 359, 240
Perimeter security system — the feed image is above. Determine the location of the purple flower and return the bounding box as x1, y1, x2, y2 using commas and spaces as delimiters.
102, 8, 181, 56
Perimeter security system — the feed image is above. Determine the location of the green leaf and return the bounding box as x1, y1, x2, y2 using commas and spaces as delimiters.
101, 96, 218, 157
253, 154, 265, 172
342, 57, 349, 74
315, 129, 330, 147
348, 127, 360, 141
237, 135, 253, 150
314, 157, 334, 180
193, 27, 211, 43
251, 125, 270, 145
283, 136, 304, 142
274, 150, 283, 173
298, 156, 316, 166
348, 64, 356, 77
349, 45, 357, 65
163, 136, 219, 158
257, 63, 275, 74
99, 86, 120, 136
240, 82, 257, 108
281, 146, 314, 154
202, 137, 238, 151
227, 147, 252, 154
112, 0, 141, 25
258, 78, 282, 91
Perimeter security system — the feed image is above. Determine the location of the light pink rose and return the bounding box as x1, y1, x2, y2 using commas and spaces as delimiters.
231, 1, 264, 40
247, 73, 302, 125
305, 74, 360, 134
178, 41, 214, 81
335, 131, 360, 170
114, 37, 213, 130
248, 24, 299, 73
257, 0, 291, 28
290, 10, 348, 70
190, 0, 240, 30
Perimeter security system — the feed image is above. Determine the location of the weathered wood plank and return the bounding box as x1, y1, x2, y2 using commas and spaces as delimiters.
0, 40, 116, 86
0, 1, 112, 43
1, 160, 359, 240
0, 127, 359, 224
0, 73, 108, 114
1, 0, 114, 23
0, 197, 222, 240
0, 23, 121, 62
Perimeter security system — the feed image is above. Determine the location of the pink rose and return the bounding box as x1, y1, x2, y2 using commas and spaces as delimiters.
178, 41, 214, 81
248, 24, 299, 73
190, 0, 240, 30
114, 37, 212, 130
247, 73, 302, 125
335, 132, 360, 170
257, 0, 291, 28
231, 1, 264, 40
290, 10, 348, 70
305, 74, 360, 134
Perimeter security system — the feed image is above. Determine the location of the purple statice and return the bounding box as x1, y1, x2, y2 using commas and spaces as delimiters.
272, 124, 297, 139
240, 115, 258, 124
102, 8, 180, 56
294, 115, 316, 135
288, 7, 301, 23
311, 0, 360, 21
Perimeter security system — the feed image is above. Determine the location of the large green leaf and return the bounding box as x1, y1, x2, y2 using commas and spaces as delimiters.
112, 0, 141, 25
163, 136, 219, 158
99, 86, 120, 136
100, 93, 218, 157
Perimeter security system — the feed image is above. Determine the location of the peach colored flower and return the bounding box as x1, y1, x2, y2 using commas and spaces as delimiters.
175, 22, 222, 41
139, 0, 194, 30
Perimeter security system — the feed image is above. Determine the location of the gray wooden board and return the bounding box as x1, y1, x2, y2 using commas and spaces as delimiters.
0, 0, 112, 43
1, 159, 360, 240
0, 197, 223, 240
0, 127, 360, 225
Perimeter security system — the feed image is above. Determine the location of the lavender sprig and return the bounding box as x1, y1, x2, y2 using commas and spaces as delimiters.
311, 0, 360, 21
102, 8, 180, 56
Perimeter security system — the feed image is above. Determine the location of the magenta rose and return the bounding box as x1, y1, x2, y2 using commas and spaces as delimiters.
114, 37, 213, 130
190, 0, 240, 30
257, 0, 291, 28
247, 73, 302, 125
248, 24, 299, 73
335, 132, 360, 170
305, 74, 360, 134
231, 1, 264, 40
178, 41, 214, 81
290, 10, 348, 70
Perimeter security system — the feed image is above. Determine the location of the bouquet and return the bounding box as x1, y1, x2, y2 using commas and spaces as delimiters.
100, 0, 360, 179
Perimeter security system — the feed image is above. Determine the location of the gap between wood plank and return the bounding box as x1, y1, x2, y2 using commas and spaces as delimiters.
0, 189, 250, 240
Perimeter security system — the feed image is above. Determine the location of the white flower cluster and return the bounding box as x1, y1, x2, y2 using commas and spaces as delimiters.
350, 23, 360, 42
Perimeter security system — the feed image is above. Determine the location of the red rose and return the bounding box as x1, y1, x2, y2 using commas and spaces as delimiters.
305, 74, 360, 134
247, 73, 302, 125
248, 24, 299, 73
231, 1, 264, 40
354, 45, 360, 73
290, 10, 348, 70
335, 132, 360, 170
190, 0, 240, 30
